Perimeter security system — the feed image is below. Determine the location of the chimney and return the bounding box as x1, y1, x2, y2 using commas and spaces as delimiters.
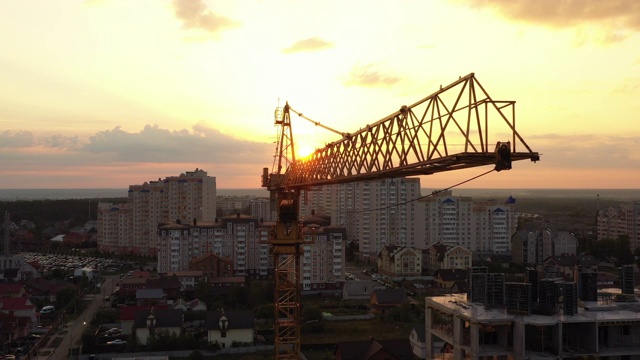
3, 212, 9, 255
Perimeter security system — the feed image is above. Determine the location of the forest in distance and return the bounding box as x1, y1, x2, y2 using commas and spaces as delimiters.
0, 191, 635, 235
1, 187, 640, 201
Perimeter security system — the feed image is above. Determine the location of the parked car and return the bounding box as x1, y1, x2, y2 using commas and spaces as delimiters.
107, 339, 126, 345
105, 328, 121, 336
40, 305, 55, 314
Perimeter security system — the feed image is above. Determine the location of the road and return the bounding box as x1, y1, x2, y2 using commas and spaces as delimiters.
48, 276, 116, 360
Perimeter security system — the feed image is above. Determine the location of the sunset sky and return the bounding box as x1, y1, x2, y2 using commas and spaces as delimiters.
1, 0, 639, 190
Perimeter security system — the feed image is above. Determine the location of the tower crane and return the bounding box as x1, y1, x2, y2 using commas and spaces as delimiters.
261, 73, 540, 359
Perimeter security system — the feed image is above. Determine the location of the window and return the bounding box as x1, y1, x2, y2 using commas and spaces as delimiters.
221, 331, 227, 338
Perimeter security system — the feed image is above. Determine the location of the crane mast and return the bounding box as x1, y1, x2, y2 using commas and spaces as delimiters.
262, 73, 540, 360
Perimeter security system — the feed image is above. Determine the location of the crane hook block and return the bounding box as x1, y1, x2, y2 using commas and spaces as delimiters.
495, 142, 512, 172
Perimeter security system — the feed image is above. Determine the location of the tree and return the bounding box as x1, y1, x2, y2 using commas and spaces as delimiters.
301, 305, 324, 333
56, 286, 79, 309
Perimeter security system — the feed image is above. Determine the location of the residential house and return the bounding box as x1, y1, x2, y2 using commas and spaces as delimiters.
0, 311, 25, 346
118, 277, 147, 298
120, 305, 167, 335
120, 305, 168, 336
0, 284, 25, 298
425, 242, 472, 274
130, 271, 152, 279
377, 245, 423, 277
20, 260, 42, 280
206, 309, 255, 348
136, 289, 167, 306
343, 280, 385, 300
0, 297, 37, 324
335, 338, 414, 360
409, 326, 426, 359
166, 270, 206, 291
173, 298, 207, 312
189, 252, 235, 281
145, 275, 182, 300
134, 308, 183, 345
24, 278, 66, 303
370, 289, 409, 315
433, 269, 468, 292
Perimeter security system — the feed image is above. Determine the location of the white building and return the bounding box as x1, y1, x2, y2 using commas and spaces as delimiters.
206, 309, 255, 348
97, 169, 216, 256
300, 226, 346, 292
300, 177, 421, 260
157, 214, 348, 290
417, 191, 517, 260
598, 201, 640, 250
157, 214, 272, 278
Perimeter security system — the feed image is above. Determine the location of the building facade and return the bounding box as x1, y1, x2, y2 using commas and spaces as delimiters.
300, 177, 421, 260
377, 245, 423, 277
300, 226, 347, 292
157, 214, 348, 290
426, 292, 640, 360
424, 242, 472, 274
598, 201, 640, 250
157, 214, 271, 278
417, 191, 517, 261
512, 229, 578, 265
97, 169, 216, 256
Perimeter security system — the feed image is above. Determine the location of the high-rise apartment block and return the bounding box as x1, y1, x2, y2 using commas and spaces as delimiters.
156, 214, 270, 277
300, 226, 347, 292
512, 229, 578, 265
597, 201, 640, 250
300, 180, 517, 261
156, 214, 347, 290
97, 169, 216, 256
300, 178, 421, 260
417, 191, 517, 260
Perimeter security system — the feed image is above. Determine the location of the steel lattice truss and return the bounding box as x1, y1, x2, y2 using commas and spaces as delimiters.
281, 73, 539, 189
273, 252, 301, 359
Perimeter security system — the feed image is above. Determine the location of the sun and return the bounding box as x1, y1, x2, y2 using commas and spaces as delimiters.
296, 145, 315, 159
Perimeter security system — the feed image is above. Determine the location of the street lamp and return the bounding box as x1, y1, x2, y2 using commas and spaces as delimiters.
69, 321, 86, 358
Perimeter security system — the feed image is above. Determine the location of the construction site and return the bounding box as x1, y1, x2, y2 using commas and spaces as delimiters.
427, 265, 640, 359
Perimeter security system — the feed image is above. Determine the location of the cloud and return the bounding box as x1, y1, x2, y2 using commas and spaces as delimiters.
173, 0, 240, 35
282, 38, 333, 53
0, 130, 35, 148
456, 0, 640, 43
343, 64, 401, 88
526, 133, 640, 169
41, 134, 80, 149
80, 123, 271, 164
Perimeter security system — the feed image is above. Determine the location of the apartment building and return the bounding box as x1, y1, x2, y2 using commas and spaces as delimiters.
417, 191, 517, 261
157, 213, 348, 291
157, 214, 270, 278
418, 192, 474, 250
598, 201, 640, 250
300, 177, 421, 260
512, 229, 578, 265
300, 225, 347, 292
97, 169, 216, 256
